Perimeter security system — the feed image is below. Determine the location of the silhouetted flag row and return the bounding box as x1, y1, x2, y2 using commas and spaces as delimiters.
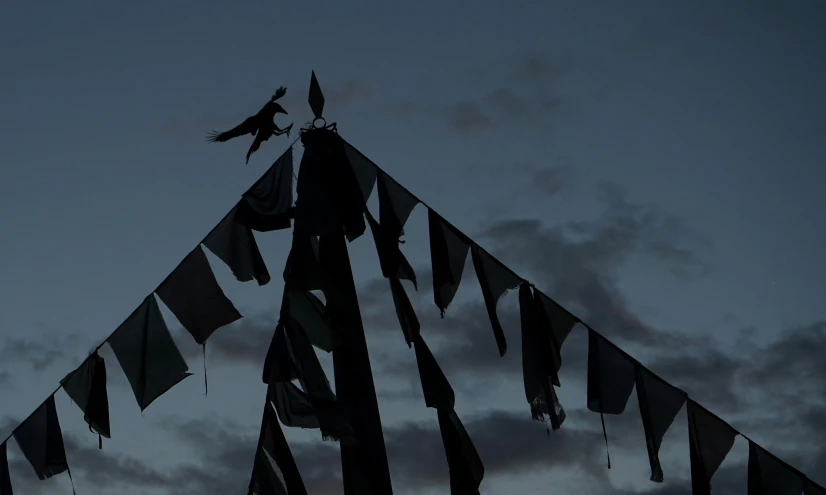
1, 124, 823, 495
291, 132, 826, 495
0, 147, 296, 494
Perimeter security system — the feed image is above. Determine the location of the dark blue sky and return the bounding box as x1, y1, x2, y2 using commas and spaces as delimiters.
1, 1, 825, 493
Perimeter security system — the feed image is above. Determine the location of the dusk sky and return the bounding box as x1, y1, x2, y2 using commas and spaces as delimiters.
1, 1, 826, 493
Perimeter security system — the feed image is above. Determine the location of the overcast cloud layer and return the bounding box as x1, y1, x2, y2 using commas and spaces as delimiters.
1, 1, 825, 494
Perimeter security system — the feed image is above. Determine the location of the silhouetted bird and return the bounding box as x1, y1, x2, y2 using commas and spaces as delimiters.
206, 86, 294, 163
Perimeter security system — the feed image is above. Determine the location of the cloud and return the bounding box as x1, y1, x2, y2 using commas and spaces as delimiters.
383, 53, 570, 134
0, 333, 85, 372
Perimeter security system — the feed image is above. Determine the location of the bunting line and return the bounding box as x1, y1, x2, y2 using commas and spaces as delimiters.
0, 135, 302, 451
338, 135, 826, 493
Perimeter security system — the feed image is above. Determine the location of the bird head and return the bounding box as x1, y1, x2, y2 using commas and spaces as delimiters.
271, 102, 288, 115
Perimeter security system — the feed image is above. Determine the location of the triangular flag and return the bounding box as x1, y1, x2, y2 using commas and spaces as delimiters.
535, 291, 578, 386
342, 140, 378, 203
635, 366, 686, 482
377, 171, 419, 240
203, 205, 271, 286
108, 295, 192, 410
748, 441, 805, 495
286, 290, 339, 352
413, 334, 455, 410
13, 396, 68, 480
271, 381, 322, 430
260, 401, 308, 495
587, 328, 636, 468
366, 209, 417, 286
471, 244, 521, 357
587, 329, 636, 414
519, 283, 565, 426
438, 409, 484, 494
156, 245, 243, 345
687, 399, 737, 495
61, 352, 111, 439
390, 277, 420, 347
0, 443, 13, 495
806, 480, 826, 495
428, 210, 471, 316
235, 147, 294, 232
262, 322, 299, 386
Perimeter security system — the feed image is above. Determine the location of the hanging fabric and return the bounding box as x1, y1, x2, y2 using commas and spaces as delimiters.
519, 283, 565, 428
342, 140, 378, 203
294, 129, 368, 239
587, 328, 637, 468
635, 366, 686, 482
203, 204, 271, 285
262, 322, 299, 386
747, 441, 805, 495
535, 291, 578, 387
365, 210, 417, 286
438, 409, 485, 494
376, 171, 419, 240
155, 245, 243, 345
13, 396, 69, 480
806, 480, 826, 495
283, 232, 326, 292
248, 401, 308, 495
108, 295, 192, 410
286, 290, 338, 352
60, 352, 111, 444
234, 147, 294, 232
390, 278, 420, 347
317, 233, 394, 495
471, 244, 521, 357
0, 443, 12, 495
428, 210, 471, 317
687, 399, 737, 495
413, 334, 455, 410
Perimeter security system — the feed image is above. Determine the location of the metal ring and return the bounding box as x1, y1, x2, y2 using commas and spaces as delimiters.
312, 117, 327, 129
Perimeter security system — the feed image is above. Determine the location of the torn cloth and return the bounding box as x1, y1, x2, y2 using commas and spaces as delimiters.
108, 295, 192, 411
413, 334, 455, 410
235, 146, 294, 232
748, 441, 804, 495
428, 210, 471, 316
366, 209, 417, 286
61, 352, 111, 439
635, 366, 686, 482
472, 245, 521, 357
248, 401, 307, 495
156, 245, 243, 345
376, 171, 419, 240
687, 399, 737, 495
535, 291, 578, 387
438, 409, 484, 495
13, 396, 69, 480
203, 204, 271, 286
519, 284, 565, 428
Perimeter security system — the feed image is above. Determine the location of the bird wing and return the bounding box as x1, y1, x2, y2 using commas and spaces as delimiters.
206, 116, 258, 143
272, 86, 287, 101
245, 132, 268, 163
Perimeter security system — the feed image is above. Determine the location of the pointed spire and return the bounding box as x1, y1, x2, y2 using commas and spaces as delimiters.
309, 71, 325, 120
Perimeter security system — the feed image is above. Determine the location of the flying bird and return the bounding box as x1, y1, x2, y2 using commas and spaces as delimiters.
206, 86, 294, 163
